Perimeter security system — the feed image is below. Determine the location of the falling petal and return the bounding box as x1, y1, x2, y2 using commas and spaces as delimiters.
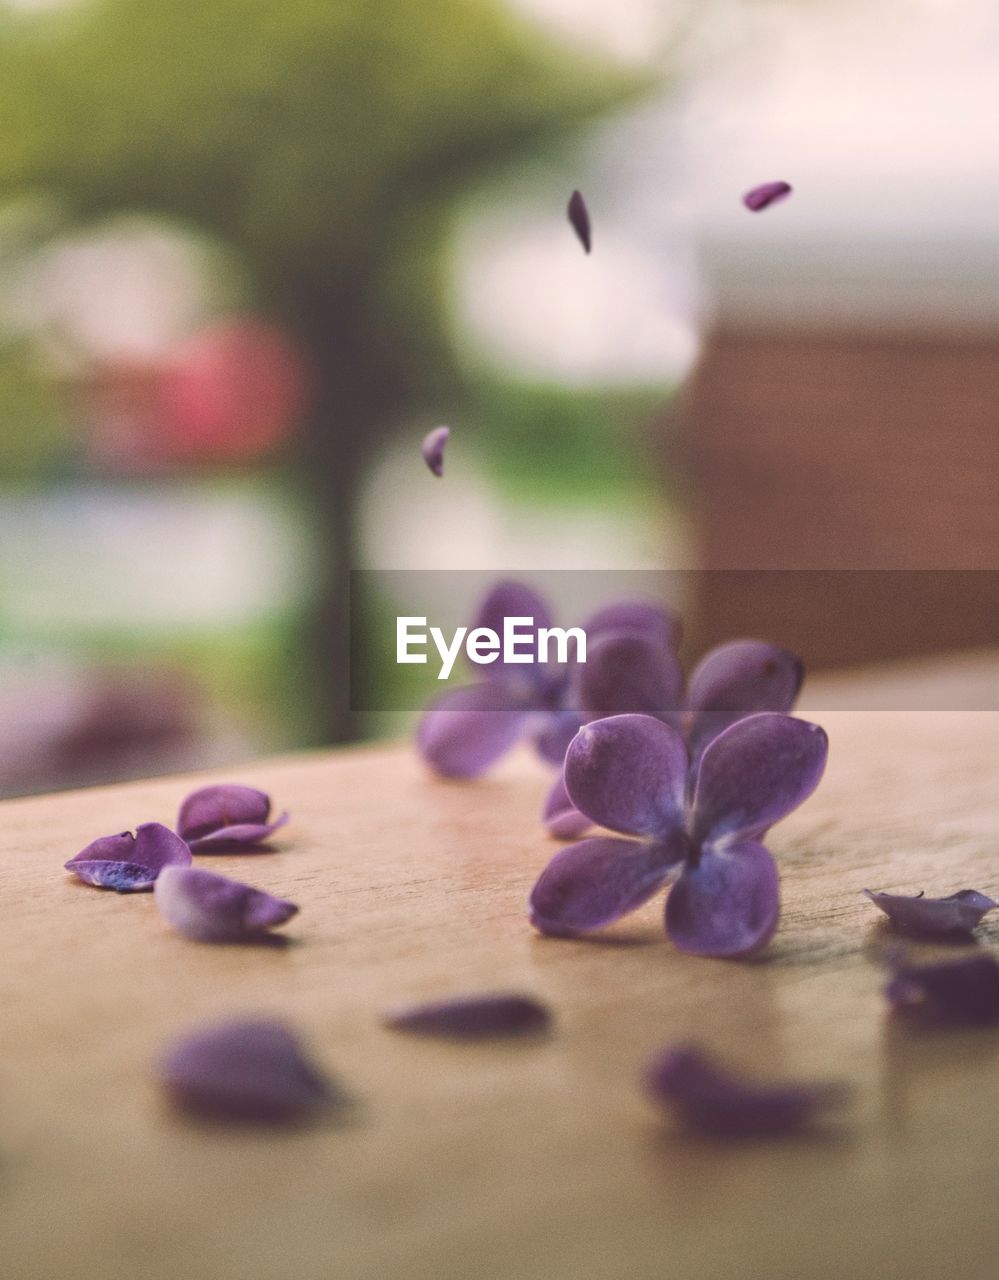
885, 952, 999, 1025
646, 1045, 848, 1137
155, 866, 298, 943
158, 1019, 337, 1124
417, 682, 530, 778
577, 633, 683, 721
178, 784, 289, 851
686, 640, 803, 762
690, 713, 828, 846
542, 773, 591, 840
564, 714, 687, 839
864, 888, 997, 937
743, 181, 793, 212
420, 424, 450, 477
383, 992, 551, 1038
65, 822, 191, 892
665, 841, 779, 958
567, 189, 591, 253
529, 833, 684, 937
581, 600, 681, 652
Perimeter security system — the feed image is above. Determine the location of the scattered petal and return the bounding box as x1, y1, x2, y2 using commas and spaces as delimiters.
529, 834, 684, 937
417, 681, 529, 778
472, 579, 556, 696
582, 600, 681, 652
567, 189, 591, 253
646, 1045, 848, 1137
542, 773, 591, 840
178, 784, 289, 851
743, 180, 793, 212
65, 822, 191, 892
421, 424, 450, 477
691, 714, 828, 846
158, 1019, 337, 1124
533, 709, 583, 768
685, 640, 803, 761
864, 888, 997, 937
578, 633, 683, 721
665, 841, 779, 957
155, 866, 298, 943
885, 952, 999, 1025
564, 715, 687, 839
383, 992, 551, 1039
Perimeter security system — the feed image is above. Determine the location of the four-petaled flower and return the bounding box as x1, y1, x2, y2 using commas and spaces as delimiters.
417, 581, 678, 779
530, 711, 828, 957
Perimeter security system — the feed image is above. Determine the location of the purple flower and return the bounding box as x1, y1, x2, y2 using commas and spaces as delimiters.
743, 180, 793, 211
421, 424, 450, 477
177, 784, 289, 851
646, 1045, 848, 1137
417, 581, 679, 780
158, 1018, 338, 1124
885, 951, 999, 1025
155, 866, 298, 943
383, 992, 551, 1039
65, 821, 191, 892
529, 712, 828, 957
543, 632, 803, 838
865, 888, 997, 937
567, 189, 591, 253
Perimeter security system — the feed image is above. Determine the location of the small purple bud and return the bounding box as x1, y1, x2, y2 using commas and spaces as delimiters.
383, 992, 551, 1039
567, 189, 591, 253
177, 784, 289, 852
65, 822, 191, 892
885, 952, 999, 1025
155, 865, 298, 943
743, 180, 793, 212
421, 425, 450, 477
864, 888, 997, 937
158, 1019, 338, 1124
645, 1045, 849, 1138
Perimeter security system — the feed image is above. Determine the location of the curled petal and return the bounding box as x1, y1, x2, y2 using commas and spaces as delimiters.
542, 773, 591, 840
686, 640, 803, 761
384, 992, 551, 1038
533, 709, 583, 767
65, 822, 191, 892
666, 841, 779, 957
864, 888, 997, 937
564, 714, 687, 838
158, 1019, 337, 1124
155, 866, 298, 943
582, 600, 681, 651
421, 424, 449, 477
567, 189, 591, 253
529, 834, 684, 937
691, 713, 828, 846
646, 1045, 848, 1137
885, 952, 999, 1025
417, 682, 529, 778
743, 180, 793, 212
577, 633, 683, 721
178, 784, 288, 851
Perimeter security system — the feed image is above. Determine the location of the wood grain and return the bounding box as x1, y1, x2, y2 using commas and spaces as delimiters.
3, 701, 999, 1280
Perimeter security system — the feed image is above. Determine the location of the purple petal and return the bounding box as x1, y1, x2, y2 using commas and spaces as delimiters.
533, 709, 583, 767
417, 682, 529, 778
564, 714, 687, 838
567, 189, 591, 253
178, 784, 278, 845
646, 1045, 848, 1137
186, 814, 290, 853
743, 181, 793, 212
542, 773, 592, 840
581, 600, 681, 651
383, 993, 551, 1038
686, 640, 803, 761
665, 841, 779, 957
471, 579, 558, 695
864, 888, 997, 937
577, 633, 683, 721
155, 866, 298, 942
421, 424, 449, 477
529, 834, 684, 937
158, 1019, 337, 1124
691, 713, 828, 846
885, 952, 999, 1025
65, 822, 192, 892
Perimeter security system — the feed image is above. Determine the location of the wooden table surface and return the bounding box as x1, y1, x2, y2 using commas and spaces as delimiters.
4, 679, 999, 1279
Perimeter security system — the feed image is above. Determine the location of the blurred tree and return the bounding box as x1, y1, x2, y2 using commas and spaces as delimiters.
0, 0, 638, 739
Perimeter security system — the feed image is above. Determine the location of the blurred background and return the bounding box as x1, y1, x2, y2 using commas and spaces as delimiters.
0, 0, 997, 796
